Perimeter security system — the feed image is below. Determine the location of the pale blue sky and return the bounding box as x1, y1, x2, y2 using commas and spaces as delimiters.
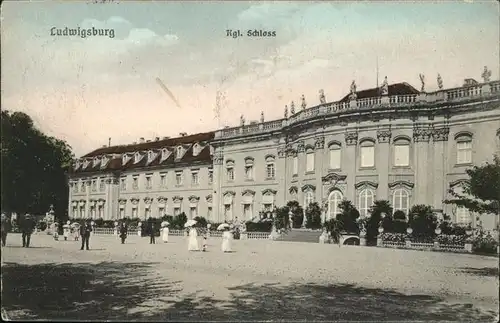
1, 1, 498, 156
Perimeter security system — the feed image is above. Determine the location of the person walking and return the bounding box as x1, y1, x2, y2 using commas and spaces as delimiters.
119, 221, 128, 244
21, 214, 36, 248
1, 213, 11, 247
80, 219, 92, 250
149, 221, 156, 244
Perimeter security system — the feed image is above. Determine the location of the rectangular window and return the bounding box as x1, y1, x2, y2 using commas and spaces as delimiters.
208, 169, 213, 184
224, 204, 232, 221
72, 206, 78, 217
394, 145, 410, 167
293, 156, 298, 175
80, 206, 85, 218
360, 146, 375, 168
329, 149, 341, 169
245, 165, 253, 180
99, 179, 105, 191
190, 206, 198, 219
207, 206, 213, 219
132, 176, 139, 190
266, 163, 275, 179
456, 207, 470, 224
119, 209, 125, 219
73, 183, 78, 193
145, 208, 151, 219
191, 171, 199, 185
120, 177, 126, 191
227, 167, 234, 181
98, 205, 104, 218
145, 174, 152, 190
306, 152, 315, 172
92, 178, 97, 192
175, 171, 183, 185
132, 208, 138, 218
158, 207, 165, 217
174, 207, 181, 216
160, 173, 167, 188
243, 204, 252, 220
457, 141, 472, 164
81, 182, 86, 193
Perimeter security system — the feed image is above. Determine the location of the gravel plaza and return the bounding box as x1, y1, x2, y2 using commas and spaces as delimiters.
1, 233, 499, 321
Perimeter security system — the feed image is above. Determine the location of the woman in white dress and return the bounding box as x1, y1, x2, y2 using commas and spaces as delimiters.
187, 227, 200, 251
162, 226, 169, 243
221, 228, 233, 253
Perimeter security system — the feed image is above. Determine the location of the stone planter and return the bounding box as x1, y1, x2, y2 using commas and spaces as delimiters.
360, 236, 367, 246
465, 243, 473, 253
240, 233, 248, 240
377, 237, 383, 247
405, 240, 411, 248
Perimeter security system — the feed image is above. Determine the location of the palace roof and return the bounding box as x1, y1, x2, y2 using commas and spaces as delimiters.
339, 82, 420, 102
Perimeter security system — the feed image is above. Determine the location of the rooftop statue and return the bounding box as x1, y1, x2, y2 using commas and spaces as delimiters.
380, 76, 389, 95
482, 66, 492, 82
437, 74, 443, 90
319, 89, 326, 104
301, 94, 307, 110
284, 105, 288, 119
349, 80, 357, 100
240, 114, 245, 126
419, 73, 425, 92
260, 111, 265, 123
290, 101, 295, 115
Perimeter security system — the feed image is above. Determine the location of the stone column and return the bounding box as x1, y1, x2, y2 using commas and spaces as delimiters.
68, 180, 74, 219
277, 145, 287, 206
431, 127, 450, 210
376, 129, 391, 200
85, 179, 91, 218
297, 140, 306, 178
344, 132, 358, 202
314, 135, 325, 207
212, 150, 224, 223
413, 127, 432, 204
105, 177, 112, 220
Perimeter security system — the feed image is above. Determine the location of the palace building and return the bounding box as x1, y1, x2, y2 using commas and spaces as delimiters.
68, 73, 500, 230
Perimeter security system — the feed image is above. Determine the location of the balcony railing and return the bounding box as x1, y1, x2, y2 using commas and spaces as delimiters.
214, 80, 500, 139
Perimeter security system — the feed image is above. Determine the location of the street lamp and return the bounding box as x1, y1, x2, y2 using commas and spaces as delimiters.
406, 227, 413, 234
465, 227, 473, 236
435, 227, 442, 235
288, 209, 293, 229
378, 226, 384, 233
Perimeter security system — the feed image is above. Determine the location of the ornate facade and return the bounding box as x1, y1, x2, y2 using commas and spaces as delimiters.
69, 76, 500, 230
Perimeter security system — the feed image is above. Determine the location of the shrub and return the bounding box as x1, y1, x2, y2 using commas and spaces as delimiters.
274, 206, 290, 231
472, 233, 499, 254
323, 218, 342, 243
37, 221, 47, 231
436, 234, 466, 246
245, 221, 272, 232
381, 232, 406, 243
193, 216, 208, 228
305, 202, 322, 229
287, 201, 304, 228
366, 200, 393, 244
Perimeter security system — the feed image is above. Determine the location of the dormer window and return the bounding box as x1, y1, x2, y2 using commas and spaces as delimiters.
134, 152, 142, 164
74, 160, 81, 170
101, 155, 109, 167
210, 145, 214, 156
176, 146, 183, 159
147, 150, 156, 163
92, 157, 100, 167
160, 148, 171, 162
192, 143, 200, 156
122, 154, 129, 166
82, 159, 90, 169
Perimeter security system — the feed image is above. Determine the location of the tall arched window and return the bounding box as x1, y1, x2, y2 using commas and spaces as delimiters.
306, 148, 315, 172
393, 137, 410, 167
456, 207, 471, 225
328, 190, 343, 220
393, 189, 409, 214
266, 155, 276, 179
329, 143, 342, 170
304, 191, 315, 210
359, 189, 375, 217
455, 133, 472, 164
360, 139, 375, 168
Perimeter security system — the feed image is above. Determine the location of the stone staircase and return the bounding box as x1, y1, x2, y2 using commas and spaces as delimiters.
276, 229, 322, 243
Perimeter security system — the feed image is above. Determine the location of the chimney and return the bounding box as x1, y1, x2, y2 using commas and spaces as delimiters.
102, 145, 107, 148
179, 132, 187, 137
155, 137, 160, 141
132, 142, 137, 145
146, 140, 151, 143
162, 136, 170, 140
139, 137, 145, 143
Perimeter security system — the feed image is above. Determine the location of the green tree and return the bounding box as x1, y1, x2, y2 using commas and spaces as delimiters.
1, 111, 74, 221
444, 155, 500, 217
305, 202, 322, 229
336, 200, 360, 234
365, 200, 393, 244
408, 205, 438, 239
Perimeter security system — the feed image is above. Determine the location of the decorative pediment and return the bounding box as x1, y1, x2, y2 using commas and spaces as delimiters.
205, 194, 213, 203
130, 198, 140, 205
304, 144, 315, 152
223, 191, 236, 197
262, 188, 277, 195
322, 172, 347, 184
157, 196, 168, 204
301, 184, 316, 192
297, 140, 305, 153
289, 186, 298, 194
388, 181, 414, 190
376, 130, 392, 143
242, 189, 256, 196
355, 181, 379, 189
449, 179, 469, 189
314, 136, 325, 149
144, 197, 153, 205
173, 195, 183, 203
188, 195, 200, 203
345, 131, 358, 146
118, 199, 127, 205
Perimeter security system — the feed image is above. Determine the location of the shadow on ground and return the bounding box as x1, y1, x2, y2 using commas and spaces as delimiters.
459, 266, 499, 278
1, 261, 498, 321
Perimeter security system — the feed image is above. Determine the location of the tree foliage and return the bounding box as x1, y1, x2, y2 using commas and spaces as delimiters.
365, 200, 393, 244
336, 200, 360, 234
305, 202, 322, 229
1, 111, 74, 220
286, 200, 304, 228
444, 155, 500, 215
408, 205, 438, 238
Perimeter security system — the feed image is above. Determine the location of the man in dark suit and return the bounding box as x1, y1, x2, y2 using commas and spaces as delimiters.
149, 220, 156, 244
119, 221, 128, 244
1, 213, 11, 247
80, 219, 92, 250
21, 214, 36, 247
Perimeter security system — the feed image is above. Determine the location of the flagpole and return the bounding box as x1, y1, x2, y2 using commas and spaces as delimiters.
376, 55, 379, 89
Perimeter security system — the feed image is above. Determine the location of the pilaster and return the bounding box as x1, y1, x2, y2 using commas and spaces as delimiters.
314, 135, 325, 203
85, 179, 91, 219
344, 131, 358, 202
213, 150, 223, 223
376, 129, 391, 200
277, 145, 287, 206
413, 127, 432, 204
431, 127, 450, 210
